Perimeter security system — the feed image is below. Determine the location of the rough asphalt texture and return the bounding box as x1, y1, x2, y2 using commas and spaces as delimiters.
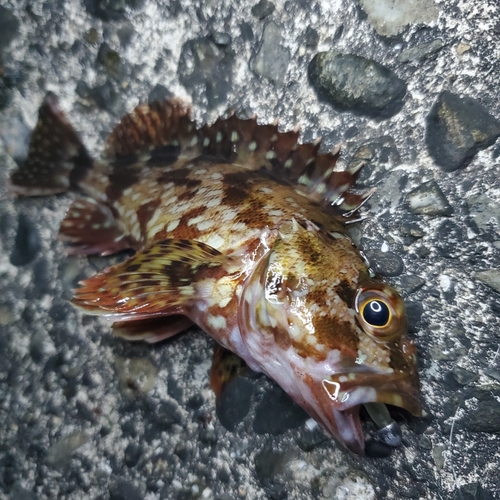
1, 0, 500, 499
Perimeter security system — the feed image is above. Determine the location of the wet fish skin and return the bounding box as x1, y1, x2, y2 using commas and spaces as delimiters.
10, 94, 421, 455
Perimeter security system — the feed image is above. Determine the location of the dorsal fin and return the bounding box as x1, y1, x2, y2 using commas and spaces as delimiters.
105, 98, 366, 212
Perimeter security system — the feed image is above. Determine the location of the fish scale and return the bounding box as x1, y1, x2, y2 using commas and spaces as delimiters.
10, 93, 422, 456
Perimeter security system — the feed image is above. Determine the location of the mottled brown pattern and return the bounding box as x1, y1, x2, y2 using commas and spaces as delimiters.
137, 199, 161, 240
311, 316, 359, 357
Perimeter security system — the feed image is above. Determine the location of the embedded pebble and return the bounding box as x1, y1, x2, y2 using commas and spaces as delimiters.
460, 387, 500, 433
364, 249, 404, 277
359, 0, 439, 37
398, 39, 443, 62
406, 181, 453, 216
115, 356, 158, 396
400, 275, 425, 294
216, 376, 254, 431
0, 6, 20, 50
426, 91, 500, 171
10, 214, 41, 267
450, 366, 479, 386
250, 22, 290, 85
46, 431, 88, 468
253, 386, 308, 435
251, 0, 275, 19
473, 269, 500, 294
308, 51, 407, 118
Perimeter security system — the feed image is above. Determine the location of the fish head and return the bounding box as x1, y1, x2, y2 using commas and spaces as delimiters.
240, 219, 421, 455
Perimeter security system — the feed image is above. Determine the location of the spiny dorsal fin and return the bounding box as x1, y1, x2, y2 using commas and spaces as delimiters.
105, 98, 365, 212
10, 93, 92, 196
72, 239, 228, 320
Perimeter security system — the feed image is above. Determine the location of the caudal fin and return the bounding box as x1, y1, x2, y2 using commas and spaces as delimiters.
9, 93, 92, 196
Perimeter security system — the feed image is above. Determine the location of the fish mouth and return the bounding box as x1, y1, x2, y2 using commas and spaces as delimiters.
321, 371, 422, 455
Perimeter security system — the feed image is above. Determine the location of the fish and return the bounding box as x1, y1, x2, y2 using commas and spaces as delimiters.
10, 93, 422, 455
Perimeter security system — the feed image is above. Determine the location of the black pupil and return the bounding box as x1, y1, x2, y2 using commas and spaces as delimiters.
363, 300, 390, 327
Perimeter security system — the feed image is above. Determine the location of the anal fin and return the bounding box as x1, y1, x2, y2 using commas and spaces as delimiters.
59, 198, 133, 255
72, 239, 228, 320
112, 315, 194, 343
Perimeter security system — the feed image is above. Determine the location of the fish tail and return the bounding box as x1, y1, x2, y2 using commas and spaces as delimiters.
9, 93, 93, 196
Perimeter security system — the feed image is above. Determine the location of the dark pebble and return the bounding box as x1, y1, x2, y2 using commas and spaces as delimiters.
483, 368, 500, 383
8, 485, 37, 500
406, 181, 453, 216
96, 42, 123, 79
365, 249, 404, 277
109, 478, 143, 500
117, 22, 135, 47
451, 366, 479, 386
473, 269, 500, 294
308, 51, 407, 118
0, 77, 12, 111
84, 0, 145, 21
151, 401, 182, 430
400, 275, 425, 294
10, 214, 40, 267
457, 483, 496, 500
0, 6, 20, 50
89, 81, 122, 115
253, 385, 308, 435
250, 22, 290, 85
426, 91, 500, 172
216, 376, 254, 431
397, 39, 443, 63
187, 393, 204, 410
305, 27, 319, 49
364, 439, 392, 458
460, 387, 500, 432
251, 0, 275, 19
32, 259, 53, 295
148, 83, 173, 103
405, 301, 423, 333
295, 423, 328, 452
124, 442, 142, 468
178, 36, 234, 109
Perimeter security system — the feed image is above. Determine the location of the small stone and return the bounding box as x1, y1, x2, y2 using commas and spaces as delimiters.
178, 36, 234, 109
97, 42, 123, 79
426, 91, 500, 171
84, 0, 145, 21
456, 42, 471, 55
115, 356, 158, 397
364, 439, 392, 458
295, 420, 328, 451
450, 367, 479, 386
406, 301, 423, 333
117, 22, 135, 47
84, 28, 100, 45
109, 479, 143, 500
46, 432, 88, 468
89, 81, 123, 115
364, 249, 404, 277
151, 401, 182, 430
483, 368, 500, 384
466, 194, 500, 233
398, 39, 443, 62
250, 22, 290, 85
308, 51, 407, 118
148, 84, 173, 103
253, 385, 308, 435
10, 214, 41, 266
460, 387, 500, 433
216, 376, 253, 431
359, 0, 439, 37
406, 181, 453, 216
474, 269, 500, 294
400, 275, 425, 294
305, 27, 319, 49
251, 0, 275, 20
124, 442, 142, 468
0, 6, 20, 50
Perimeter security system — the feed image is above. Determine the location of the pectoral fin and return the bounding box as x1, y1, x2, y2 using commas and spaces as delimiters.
72, 239, 227, 320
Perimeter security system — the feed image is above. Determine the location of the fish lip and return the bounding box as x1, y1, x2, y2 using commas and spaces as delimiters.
321, 371, 422, 455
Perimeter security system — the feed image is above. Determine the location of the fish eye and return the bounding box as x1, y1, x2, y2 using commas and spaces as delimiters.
362, 299, 390, 327
354, 283, 406, 340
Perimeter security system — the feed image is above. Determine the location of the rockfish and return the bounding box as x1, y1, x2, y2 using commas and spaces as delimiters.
10, 93, 421, 454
